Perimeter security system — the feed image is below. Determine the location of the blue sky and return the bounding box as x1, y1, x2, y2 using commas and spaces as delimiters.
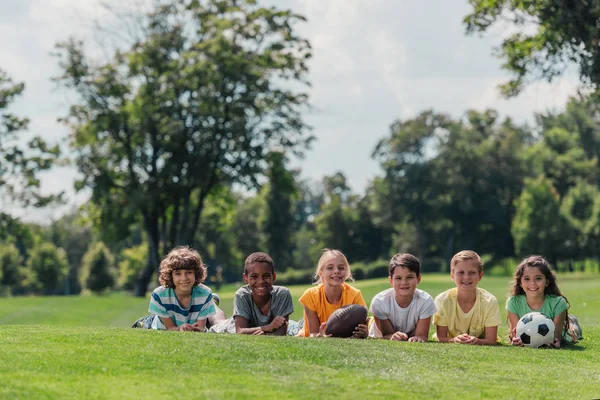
1, 0, 579, 222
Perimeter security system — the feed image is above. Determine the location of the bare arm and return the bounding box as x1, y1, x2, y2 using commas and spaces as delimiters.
374, 317, 407, 340
408, 317, 432, 342
234, 316, 263, 335
160, 317, 197, 332
435, 325, 454, 343
472, 326, 498, 346
304, 306, 323, 337
508, 312, 523, 346
550, 311, 567, 348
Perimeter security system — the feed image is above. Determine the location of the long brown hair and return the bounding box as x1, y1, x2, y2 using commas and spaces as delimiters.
510, 255, 570, 333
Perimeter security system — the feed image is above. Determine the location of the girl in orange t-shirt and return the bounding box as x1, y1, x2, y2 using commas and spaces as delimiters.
298, 249, 368, 338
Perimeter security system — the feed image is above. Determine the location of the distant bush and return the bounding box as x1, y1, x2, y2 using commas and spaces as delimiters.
118, 243, 147, 291
81, 242, 115, 294
26, 242, 69, 295
0, 243, 23, 294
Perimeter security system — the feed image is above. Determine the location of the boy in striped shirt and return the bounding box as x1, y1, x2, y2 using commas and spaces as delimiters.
148, 246, 216, 331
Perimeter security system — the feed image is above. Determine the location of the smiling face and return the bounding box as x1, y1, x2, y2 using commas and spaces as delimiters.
389, 266, 421, 301
519, 266, 548, 299
172, 269, 196, 295
318, 255, 348, 287
243, 262, 275, 298
451, 260, 483, 293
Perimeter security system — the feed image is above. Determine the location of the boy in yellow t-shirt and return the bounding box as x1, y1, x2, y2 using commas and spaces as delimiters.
433, 250, 500, 345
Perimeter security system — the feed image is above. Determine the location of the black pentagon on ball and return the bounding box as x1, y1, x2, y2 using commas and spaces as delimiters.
521, 314, 533, 324
520, 333, 531, 345
325, 304, 368, 338
537, 323, 550, 336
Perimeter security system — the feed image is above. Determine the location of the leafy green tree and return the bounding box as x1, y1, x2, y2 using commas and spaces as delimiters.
46, 211, 94, 295
372, 111, 456, 261
229, 195, 263, 268
54, 0, 312, 296
26, 242, 69, 295
0, 243, 23, 295
561, 181, 600, 262
526, 127, 597, 198
81, 242, 115, 294
439, 110, 530, 258
0, 69, 62, 206
118, 243, 148, 291
512, 176, 571, 265
465, 1, 600, 96
259, 152, 298, 270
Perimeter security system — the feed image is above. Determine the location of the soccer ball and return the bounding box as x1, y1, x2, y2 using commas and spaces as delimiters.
516, 312, 555, 348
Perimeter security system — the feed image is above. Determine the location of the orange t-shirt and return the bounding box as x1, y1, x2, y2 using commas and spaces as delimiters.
299, 282, 366, 337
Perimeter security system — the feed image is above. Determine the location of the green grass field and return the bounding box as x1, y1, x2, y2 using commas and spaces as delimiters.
1, 274, 599, 399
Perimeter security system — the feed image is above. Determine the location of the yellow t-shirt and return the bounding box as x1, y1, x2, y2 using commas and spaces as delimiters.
299, 283, 366, 337
432, 287, 501, 340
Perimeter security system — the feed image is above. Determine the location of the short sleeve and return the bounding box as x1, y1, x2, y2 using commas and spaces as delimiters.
198, 296, 216, 319
419, 296, 437, 320
552, 296, 569, 316
484, 295, 502, 327
272, 287, 294, 317
354, 290, 367, 307
148, 288, 169, 318
233, 288, 253, 320
369, 293, 388, 320
432, 294, 447, 326
299, 288, 318, 312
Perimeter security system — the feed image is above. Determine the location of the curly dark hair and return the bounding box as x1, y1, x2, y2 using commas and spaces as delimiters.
159, 246, 207, 288
244, 252, 274, 275
510, 255, 570, 333
389, 253, 421, 276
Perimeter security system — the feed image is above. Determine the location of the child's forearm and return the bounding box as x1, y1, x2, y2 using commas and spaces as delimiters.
237, 327, 263, 335
473, 337, 497, 345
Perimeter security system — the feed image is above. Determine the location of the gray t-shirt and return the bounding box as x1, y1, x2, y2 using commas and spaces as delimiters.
233, 285, 294, 327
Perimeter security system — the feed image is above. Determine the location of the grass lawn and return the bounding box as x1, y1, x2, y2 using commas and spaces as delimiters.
1, 274, 599, 399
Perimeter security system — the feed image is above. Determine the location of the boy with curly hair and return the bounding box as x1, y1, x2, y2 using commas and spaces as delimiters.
146, 246, 216, 331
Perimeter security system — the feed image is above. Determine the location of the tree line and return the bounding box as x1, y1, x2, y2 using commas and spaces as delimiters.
2, 0, 600, 297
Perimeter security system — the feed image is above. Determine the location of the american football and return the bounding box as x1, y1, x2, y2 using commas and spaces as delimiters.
325, 304, 368, 337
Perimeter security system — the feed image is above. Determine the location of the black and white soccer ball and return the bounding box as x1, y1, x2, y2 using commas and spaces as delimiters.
516, 312, 555, 348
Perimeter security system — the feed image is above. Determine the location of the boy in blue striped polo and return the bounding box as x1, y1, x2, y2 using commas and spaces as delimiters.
147, 246, 216, 331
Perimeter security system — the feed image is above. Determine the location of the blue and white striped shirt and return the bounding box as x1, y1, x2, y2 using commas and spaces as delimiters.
148, 284, 216, 330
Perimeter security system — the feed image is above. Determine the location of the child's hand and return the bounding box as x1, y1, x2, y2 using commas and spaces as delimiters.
178, 323, 198, 332
270, 316, 287, 330
390, 331, 408, 341
311, 322, 332, 338
352, 324, 368, 339
511, 336, 524, 346
549, 338, 561, 348
408, 336, 425, 343
453, 333, 476, 344
253, 329, 265, 335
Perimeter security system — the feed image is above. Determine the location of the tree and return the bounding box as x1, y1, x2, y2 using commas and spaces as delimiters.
0, 243, 23, 295
259, 151, 298, 270
46, 210, 94, 295
26, 242, 69, 295
372, 111, 455, 261
81, 242, 115, 294
560, 181, 600, 263
118, 243, 147, 291
0, 69, 61, 206
512, 176, 571, 265
464, 1, 600, 96
54, 0, 312, 296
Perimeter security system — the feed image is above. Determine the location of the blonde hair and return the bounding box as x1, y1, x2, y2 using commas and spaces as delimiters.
313, 249, 354, 284
450, 250, 483, 272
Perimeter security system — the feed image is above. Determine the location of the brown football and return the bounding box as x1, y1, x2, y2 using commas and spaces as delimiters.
325, 304, 368, 338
